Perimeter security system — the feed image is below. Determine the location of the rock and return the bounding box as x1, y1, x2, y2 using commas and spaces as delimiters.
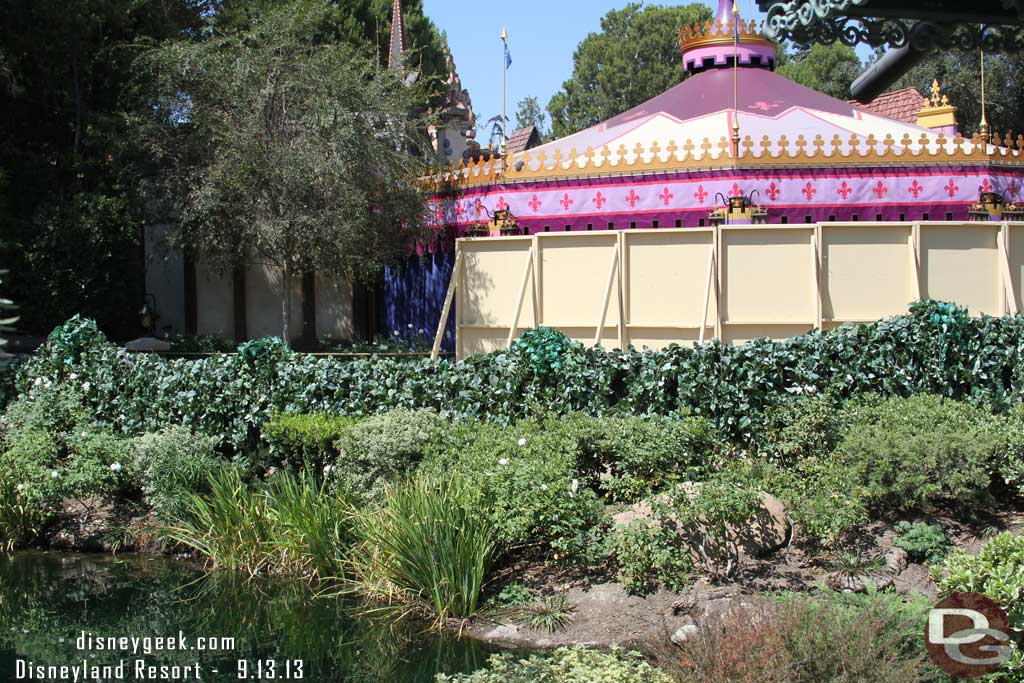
884, 547, 909, 574
124, 337, 171, 352
611, 485, 792, 563
824, 571, 894, 593
671, 624, 699, 645
483, 624, 520, 641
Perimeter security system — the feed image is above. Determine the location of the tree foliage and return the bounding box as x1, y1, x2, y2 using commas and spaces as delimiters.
0, 0, 206, 337
546, 2, 712, 139
135, 0, 431, 340
887, 48, 1024, 138
209, 0, 447, 97
776, 43, 863, 101
515, 96, 548, 139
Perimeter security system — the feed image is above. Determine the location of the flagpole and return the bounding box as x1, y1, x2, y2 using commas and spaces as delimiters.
501, 27, 508, 153
731, 0, 740, 158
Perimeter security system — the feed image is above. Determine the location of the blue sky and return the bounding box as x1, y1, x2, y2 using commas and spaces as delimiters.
421, 0, 764, 139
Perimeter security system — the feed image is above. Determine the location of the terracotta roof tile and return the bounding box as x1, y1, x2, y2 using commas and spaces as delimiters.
849, 87, 925, 124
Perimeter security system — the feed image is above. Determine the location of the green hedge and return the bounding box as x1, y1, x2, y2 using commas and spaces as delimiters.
17, 301, 1024, 450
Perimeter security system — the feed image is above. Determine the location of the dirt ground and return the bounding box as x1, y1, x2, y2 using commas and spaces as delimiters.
463, 506, 1024, 650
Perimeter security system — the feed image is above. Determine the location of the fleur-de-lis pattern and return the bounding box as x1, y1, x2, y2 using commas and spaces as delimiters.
423, 173, 1024, 227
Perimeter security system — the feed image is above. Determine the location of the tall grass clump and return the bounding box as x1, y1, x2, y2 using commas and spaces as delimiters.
163, 466, 272, 576
164, 467, 352, 580
265, 468, 353, 580
350, 475, 496, 626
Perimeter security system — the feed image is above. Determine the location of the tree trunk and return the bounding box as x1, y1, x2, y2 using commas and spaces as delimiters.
281, 266, 292, 344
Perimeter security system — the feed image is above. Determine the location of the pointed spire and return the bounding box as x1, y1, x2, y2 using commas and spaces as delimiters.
388, 0, 407, 69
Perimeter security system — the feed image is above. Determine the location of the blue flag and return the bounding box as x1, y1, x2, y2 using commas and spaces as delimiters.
505, 43, 512, 69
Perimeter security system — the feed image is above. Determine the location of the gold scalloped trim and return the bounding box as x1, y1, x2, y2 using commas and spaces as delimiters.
421, 132, 1024, 191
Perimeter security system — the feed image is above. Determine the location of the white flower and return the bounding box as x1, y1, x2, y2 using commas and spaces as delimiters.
81, 431, 87, 438
407, 323, 414, 329
32, 377, 42, 386
540, 484, 548, 491
16, 483, 24, 492
50, 470, 59, 479
517, 437, 528, 447
418, 328, 424, 335
393, 331, 400, 337
81, 382, 91, 392
570, 479, 579, 497
551, 514, 559, 522
68, 373, 78, 380
498, 458, 510, 466
109, 462, 122, 472
323, 464, 333, 474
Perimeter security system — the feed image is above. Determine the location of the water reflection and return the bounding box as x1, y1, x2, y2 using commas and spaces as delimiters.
0, 552, 493, 682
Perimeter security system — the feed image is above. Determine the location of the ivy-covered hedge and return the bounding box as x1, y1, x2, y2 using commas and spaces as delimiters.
17, 301, 1024, 450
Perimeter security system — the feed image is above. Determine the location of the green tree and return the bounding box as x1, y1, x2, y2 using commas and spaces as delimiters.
209, 0, 447, 97
0, 0, 205, 337
887, 49, 1024, 138
515, 96, 548, 138
546, 2, 712, 138
136, 0, 430, 340
776, 43, 862, 100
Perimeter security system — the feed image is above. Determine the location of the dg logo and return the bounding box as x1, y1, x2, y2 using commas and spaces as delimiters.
926, 593, 1015, 678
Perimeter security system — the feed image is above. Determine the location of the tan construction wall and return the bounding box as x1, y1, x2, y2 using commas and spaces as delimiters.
440, 222, 1023, 360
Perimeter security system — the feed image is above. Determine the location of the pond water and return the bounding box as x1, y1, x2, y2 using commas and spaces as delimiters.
0, 552, 498, 682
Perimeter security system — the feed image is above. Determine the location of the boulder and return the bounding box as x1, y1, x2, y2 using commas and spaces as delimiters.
670, 623, 699, 645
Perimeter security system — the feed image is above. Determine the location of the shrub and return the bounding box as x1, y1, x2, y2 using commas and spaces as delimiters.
892, 521, 949, 564
0, 470, 48, 549
333, 408, 446, 504
607, 517, 692, 593
436, 646, 672, 683
562, 413, 717, 503
759, 458, 869, 548
262, 413, 354, 472
996, 402, 1024, 496
130, 427, 223, 523
753, 392, 846, 466
351, 475, 496, 625
834, 394, 1002, 511
935, 532, 1024, 625
666, 593, 928, 683
19, 301, 1024, 450
420, 417, 604, 561
934, 532, 1024, 682
670, 468, 762, 578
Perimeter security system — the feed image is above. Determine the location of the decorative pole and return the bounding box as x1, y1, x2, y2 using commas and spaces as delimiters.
980, 46, 989, 141
731, 0, 741, 158
501, 27, 509, 153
